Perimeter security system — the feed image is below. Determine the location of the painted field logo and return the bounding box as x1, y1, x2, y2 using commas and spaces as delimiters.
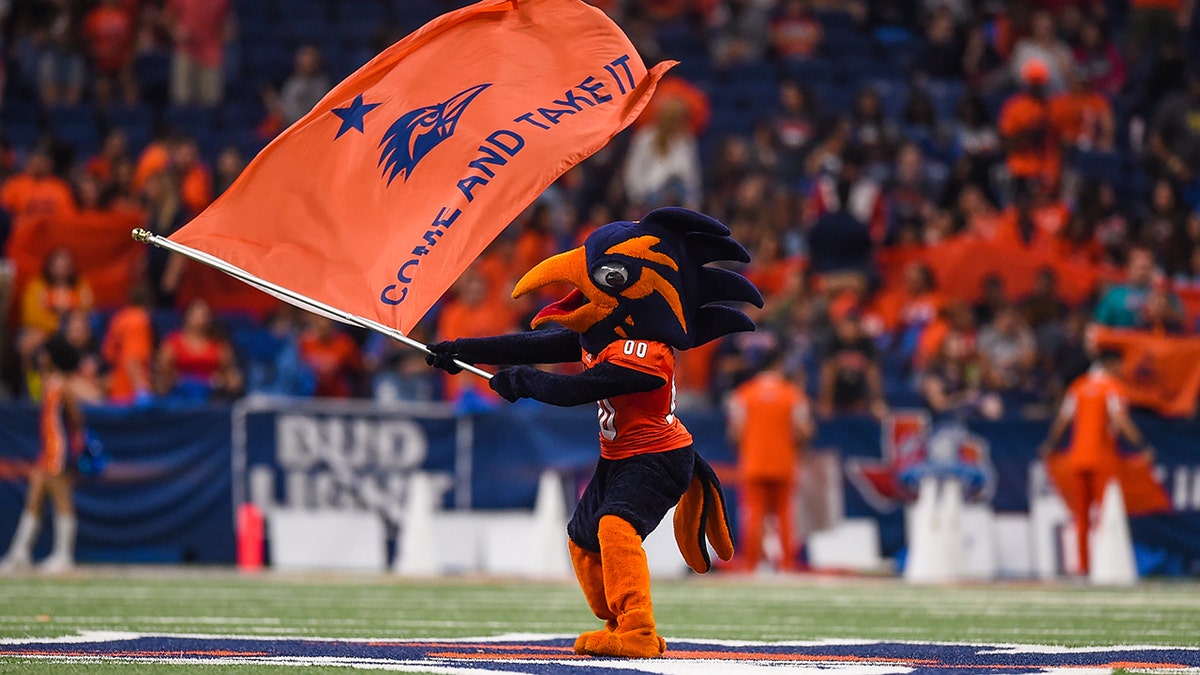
378, 83, 492, 184
3, 634, 1199, 674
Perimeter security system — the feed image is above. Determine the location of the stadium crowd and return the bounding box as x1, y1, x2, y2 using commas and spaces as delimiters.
1, 0, 1199, 422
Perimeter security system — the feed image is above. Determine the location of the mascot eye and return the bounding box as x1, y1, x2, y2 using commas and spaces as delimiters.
592, 263, 629, 289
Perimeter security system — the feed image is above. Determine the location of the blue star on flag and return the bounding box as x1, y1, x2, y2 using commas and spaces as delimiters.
332, 94, 381, 139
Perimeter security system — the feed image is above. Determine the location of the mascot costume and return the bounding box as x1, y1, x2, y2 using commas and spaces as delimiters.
427, 207, 762, 658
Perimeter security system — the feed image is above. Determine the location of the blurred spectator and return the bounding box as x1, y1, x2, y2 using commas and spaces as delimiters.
808, 146, 887, 244
141, 171, 186, 304
772, 80, 821, 185
1010, 10, 1074, 94
163, 0, 233, 107
1049, 66, 1115, 152
1094, 245, 1183, 326
806, 177, 874, 279
244, 308, 315, 397
364, 327, 435, 403
19, 248, 93, 394
849, 87, 901, 165
36, 0, 85, 107
1141, 178, 1191, 270
1073, 20, 1126, 97
83, 0, 136, 105
213, 145, 245, 197
816, 311, 888, 418
920, 329, 1003, 419
921, 6, 965, 78
1023, 267, 1070, 330
155, 299, 242, 402
1127, 0, 1188, 63
278, 44, 330, 126
434, 267, 519, 404
170, 136, 212, 217
709, 0, 771, 68
961, 19, 1007, 90
1139, 280, 1188, 333
86, 129, 131, 188
998, 58, 1061, 199
101, 283, 154, 406
0, 145, 75, 226
947, 94, 1001, 196
888, 143, 940, 244
769, 0, 823, 60
973, 274, 1009, 326
623, 98, 702, 210
60, 309, 105, 402
1147, 70, 1200, 188
977, 304, 1037, 391
1077, 179, 1130, 263
298, 315, 363, 398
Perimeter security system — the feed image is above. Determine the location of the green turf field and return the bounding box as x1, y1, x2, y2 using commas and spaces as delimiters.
1, 568, 1198, 673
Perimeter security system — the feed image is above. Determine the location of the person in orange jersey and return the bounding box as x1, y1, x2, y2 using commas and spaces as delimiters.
727, 350, 812, 572
0, 336, 87, 573
1039, 348, 1154, 575
102, 284, 155, 405
998, 59, 1061, 198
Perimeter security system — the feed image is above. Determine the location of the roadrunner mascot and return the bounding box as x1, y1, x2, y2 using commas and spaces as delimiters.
427, 207, 762, 657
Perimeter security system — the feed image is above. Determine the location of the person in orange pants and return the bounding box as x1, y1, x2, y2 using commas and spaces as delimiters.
727, 351, 813, 572
1039, 349, 1153, 575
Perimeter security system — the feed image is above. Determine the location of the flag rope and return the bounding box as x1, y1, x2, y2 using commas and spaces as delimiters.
131, 228, 493, 381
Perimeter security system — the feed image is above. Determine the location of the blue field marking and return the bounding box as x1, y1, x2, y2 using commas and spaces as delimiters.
2, 634, 1199, 673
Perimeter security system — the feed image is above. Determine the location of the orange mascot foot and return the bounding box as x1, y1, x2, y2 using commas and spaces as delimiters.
569, 540, 620, 654
579, 608, 665, 657
576, 515, 666, 658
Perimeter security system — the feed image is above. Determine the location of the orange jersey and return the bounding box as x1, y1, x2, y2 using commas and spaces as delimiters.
582, 339, 692, 460
0, 174, 75, 223
729, 372, 808, 481
38, 376, 70, 475
998, 93, 1060, 179
102, 306, 154, 402
1061, 366, 1126, 469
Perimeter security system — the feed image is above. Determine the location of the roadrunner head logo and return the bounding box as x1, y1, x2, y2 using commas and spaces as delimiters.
378, 83, 491, 185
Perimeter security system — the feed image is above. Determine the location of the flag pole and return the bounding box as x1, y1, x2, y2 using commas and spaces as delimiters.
132, 228, 493, 381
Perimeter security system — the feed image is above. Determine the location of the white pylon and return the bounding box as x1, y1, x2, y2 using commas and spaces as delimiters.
1089, 478, 1137, 586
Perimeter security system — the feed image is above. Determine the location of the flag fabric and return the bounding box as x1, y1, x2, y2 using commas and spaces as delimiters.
1093, 327, 1200, 417
1046, 453, 1171, 516
169, 0, 672, 333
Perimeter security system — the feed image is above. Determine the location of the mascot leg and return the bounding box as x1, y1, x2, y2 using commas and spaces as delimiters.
569, 540, 617, 653
579, 515, 666, 658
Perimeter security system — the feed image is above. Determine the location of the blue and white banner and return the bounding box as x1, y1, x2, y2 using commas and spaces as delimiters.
2, 400, 1199, 573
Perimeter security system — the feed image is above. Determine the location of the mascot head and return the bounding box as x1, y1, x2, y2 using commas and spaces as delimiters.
512, 207, 764, 354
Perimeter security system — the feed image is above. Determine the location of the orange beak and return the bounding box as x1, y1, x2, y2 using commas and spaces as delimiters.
513, 247, 618, 333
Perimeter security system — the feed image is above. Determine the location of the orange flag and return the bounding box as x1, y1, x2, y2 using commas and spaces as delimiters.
1046, 453, 1171, 516
169, 0, 672, 333
1093, 327, 1200, 417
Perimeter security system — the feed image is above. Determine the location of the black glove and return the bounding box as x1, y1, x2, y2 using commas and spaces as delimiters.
425, 340, 464, 375
489, 365, 539, 402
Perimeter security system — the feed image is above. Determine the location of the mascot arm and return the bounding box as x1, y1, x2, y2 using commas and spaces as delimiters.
490, 362, 664, 407
426, 329, 580, 372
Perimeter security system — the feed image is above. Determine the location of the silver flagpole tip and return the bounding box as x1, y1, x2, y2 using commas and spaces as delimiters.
131, 228, 153, 243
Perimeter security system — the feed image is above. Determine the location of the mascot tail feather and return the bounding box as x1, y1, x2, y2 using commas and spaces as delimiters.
673, 455, 734, 573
